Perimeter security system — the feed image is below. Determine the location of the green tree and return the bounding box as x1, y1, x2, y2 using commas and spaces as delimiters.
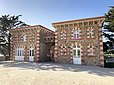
103, 6, 114, 52
104, 6, 114, 31
0, 14, 29, 60
103, 6, 114, 42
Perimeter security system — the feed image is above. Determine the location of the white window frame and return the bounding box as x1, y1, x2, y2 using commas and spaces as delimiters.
89, 30, 92, 38
89, 47, 93, 55
73, 44, 81, 58
16, 48, 24, 56
29, 48, 34, 56
23, 35, 26, 42
61, 33, 65, 39
15, 48, 24, 61
74, 30, 79, 39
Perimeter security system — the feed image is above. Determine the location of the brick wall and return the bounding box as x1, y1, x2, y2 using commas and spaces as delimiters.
52, 16, 105, 66
10, 25, 54, 62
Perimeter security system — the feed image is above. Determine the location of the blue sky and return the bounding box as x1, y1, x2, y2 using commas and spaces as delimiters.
0, 0, 114, 31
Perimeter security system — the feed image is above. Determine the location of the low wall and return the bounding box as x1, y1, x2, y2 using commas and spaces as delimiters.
0, 56, 5, 61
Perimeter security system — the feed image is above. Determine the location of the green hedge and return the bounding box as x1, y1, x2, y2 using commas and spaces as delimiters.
104, 54, 114, 68
104, 62, 114, 68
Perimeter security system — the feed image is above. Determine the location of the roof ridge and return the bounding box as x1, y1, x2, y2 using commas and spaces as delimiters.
10, 25, 54, 32
52, 16, 105, 25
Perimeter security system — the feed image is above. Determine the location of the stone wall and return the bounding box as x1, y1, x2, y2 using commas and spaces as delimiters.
0, 56, 5, 61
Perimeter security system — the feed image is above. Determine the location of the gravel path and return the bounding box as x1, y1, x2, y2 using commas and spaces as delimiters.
0, 61, 114, 85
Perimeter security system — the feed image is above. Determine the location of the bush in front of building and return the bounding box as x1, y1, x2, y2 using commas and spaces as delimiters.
104, 54, 114, 68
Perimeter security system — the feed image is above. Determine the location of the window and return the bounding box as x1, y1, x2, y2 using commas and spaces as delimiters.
89, 46, 93, 55
19, 50, 21, 56
17, 49, 19, 56
89, 30, 92, 38
61, 33, 65, 39
73, 44, 81, 58
61, 32, 66, 40
29, 48, 34, 56
16, 48, 24, 56
77, 49, 80, 56
74, 30, 79, 39
23, 35, 26, 42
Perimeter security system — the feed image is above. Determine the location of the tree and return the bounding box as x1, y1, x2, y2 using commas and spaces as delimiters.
0, 35, 8, 57
104, 6, 114, 30
103, 6, 114, 52
0, 14, 29, 60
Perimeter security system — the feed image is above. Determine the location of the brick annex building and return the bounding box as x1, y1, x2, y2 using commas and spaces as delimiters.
10, 16, 105, 66
10, 25, 55, 62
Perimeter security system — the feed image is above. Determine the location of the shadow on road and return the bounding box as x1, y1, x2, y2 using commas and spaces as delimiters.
0, 61, 114, 77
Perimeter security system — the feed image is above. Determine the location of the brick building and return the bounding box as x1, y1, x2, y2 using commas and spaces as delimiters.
10, 25, 55, 62
10, 16, 105, 66
52, 16, 105, 66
